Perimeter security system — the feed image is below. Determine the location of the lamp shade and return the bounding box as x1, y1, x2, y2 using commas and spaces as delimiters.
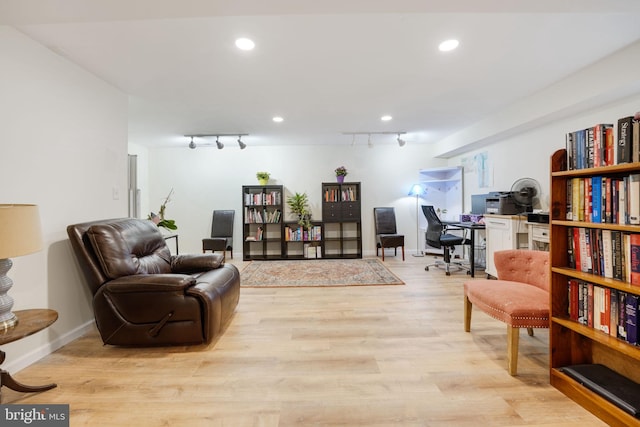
408, 184, 425, 197
0, 204, 43, 259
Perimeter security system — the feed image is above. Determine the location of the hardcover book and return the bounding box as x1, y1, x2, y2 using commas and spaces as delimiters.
618, 116, 634, 164
625, 294, 638, 345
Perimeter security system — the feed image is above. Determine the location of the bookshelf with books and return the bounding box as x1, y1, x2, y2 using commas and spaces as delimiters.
242, 185, 284, 260
321, 182, 362, 258
550, 145, 640, 426
283, 220, 323, 259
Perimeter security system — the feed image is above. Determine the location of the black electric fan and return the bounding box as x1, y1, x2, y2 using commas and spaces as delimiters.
510, 177, 541, 212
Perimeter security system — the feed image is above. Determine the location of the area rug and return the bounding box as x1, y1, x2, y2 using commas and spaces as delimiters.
240, 258, 404, 288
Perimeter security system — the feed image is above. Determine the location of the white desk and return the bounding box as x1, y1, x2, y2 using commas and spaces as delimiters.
526, 222, 549, 251
484, 214, 528, 278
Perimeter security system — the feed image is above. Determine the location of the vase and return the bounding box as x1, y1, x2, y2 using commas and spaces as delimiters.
336, 175, 345, 184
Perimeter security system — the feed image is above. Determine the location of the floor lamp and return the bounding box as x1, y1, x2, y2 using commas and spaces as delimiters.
408, 184, 426, 257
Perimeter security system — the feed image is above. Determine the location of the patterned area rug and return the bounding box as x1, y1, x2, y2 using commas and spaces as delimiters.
240, 258, 404, 287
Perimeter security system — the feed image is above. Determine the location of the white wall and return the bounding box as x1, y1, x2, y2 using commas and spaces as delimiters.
146, 143, 448, 257
448, 95, 640, 212
0, 26, 128, 372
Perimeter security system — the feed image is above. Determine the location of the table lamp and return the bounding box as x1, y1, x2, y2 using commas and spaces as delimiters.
408, 184, 426, 257
0, 204, 43, 331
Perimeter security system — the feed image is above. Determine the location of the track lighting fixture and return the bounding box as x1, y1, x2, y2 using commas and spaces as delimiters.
184, 134, 249, 150
342, 131, 407, 147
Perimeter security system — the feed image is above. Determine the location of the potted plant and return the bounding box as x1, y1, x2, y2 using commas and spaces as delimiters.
286, 192, 312, 229
148, 188, 178, 230
335, 166, 348, 183
256, 171, 270, 185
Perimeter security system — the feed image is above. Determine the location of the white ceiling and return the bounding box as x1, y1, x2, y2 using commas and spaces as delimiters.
3, 0, 640, 151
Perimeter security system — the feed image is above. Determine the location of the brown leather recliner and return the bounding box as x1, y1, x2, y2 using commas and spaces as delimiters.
67, 218, 240, 347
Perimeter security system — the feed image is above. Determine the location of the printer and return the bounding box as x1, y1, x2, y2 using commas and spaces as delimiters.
485, 192, 522, 215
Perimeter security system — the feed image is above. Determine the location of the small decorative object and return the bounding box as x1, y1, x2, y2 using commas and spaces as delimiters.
148, 188, 177, 230
256, 171, 270, 185
335, 166, 348, 184
286, 192, 312, 229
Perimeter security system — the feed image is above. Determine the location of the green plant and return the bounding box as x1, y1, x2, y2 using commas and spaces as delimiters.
334, 166, 348, 176
148, 188, 178, 230
256, 171, 270, 181
286, 192, 312, 229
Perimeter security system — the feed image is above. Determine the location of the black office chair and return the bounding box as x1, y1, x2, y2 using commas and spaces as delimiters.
202, 210, 234, 260
422, 205, 470, 275
373, 207, 405, 261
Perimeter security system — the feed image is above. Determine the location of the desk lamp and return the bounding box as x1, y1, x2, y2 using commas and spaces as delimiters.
0, 204, 42, 330
408, 184, 426, 257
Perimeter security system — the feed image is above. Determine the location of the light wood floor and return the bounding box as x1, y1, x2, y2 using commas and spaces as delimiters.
4, 256, 606, 426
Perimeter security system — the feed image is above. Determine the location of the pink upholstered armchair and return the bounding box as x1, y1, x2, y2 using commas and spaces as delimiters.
464, 249, 549, 375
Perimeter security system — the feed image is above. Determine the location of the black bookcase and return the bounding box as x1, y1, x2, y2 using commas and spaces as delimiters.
242, 185, 284, 260
321, 182, 362, 258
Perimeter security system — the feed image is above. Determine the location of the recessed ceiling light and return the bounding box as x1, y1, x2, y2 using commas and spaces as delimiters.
235, 38, 255, 51
272, 116, 284, 123
381, 115, 392, 122
438, 39, 459, 52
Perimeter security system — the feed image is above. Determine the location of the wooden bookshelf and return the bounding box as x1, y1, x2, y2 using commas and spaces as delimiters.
283, 220, 323, 259
549, 148, 640, 426
242, 185, 284, 260
321, 182, 362, 258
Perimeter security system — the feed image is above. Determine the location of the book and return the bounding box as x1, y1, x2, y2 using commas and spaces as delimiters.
630, 233, 640, 286
601, 229, 613, 278
619, 291, 628, 340
605, 125, 615, 166
591, 176, 602, 223
566, 132, 575, 170
610, 289, 619, 337
625, 294, 638, 345
633, 118, 640, 163
618, 116, 634, 164
630, 173, 640, 225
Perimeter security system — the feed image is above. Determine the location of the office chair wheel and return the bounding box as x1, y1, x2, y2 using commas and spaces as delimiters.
425, 266, 429, 271
446, 271, 451, 276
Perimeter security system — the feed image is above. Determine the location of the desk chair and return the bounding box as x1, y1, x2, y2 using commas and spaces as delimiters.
422, 205, 470, 275
373, 207, 405, 261
202, 210, 234, 260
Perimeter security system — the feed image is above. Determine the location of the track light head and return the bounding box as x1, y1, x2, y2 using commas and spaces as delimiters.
397, 134, 406, 147
215, 136, 224, 150
188, 136, 196, 149
238, 136, 246, 150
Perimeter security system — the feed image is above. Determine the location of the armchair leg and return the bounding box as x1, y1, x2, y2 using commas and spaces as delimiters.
507, 326, 519, 376
401, 246, 405, 261
382, 246, 385, 261
527, 327, 534, 336
464, 295, 472, 332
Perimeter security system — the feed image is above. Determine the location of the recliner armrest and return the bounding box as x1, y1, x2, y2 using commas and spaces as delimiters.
105, 274, 196, 293
171, 253, 224, 273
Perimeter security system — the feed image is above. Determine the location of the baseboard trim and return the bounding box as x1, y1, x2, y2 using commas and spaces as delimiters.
6, 319, 96, 373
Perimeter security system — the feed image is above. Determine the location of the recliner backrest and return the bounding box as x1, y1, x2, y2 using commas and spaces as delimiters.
67, 218, 171, 294
87, 220, 172, 279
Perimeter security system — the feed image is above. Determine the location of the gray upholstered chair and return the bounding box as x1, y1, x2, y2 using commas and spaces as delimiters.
202, 210, 234, 260
373, 207, 405, 261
